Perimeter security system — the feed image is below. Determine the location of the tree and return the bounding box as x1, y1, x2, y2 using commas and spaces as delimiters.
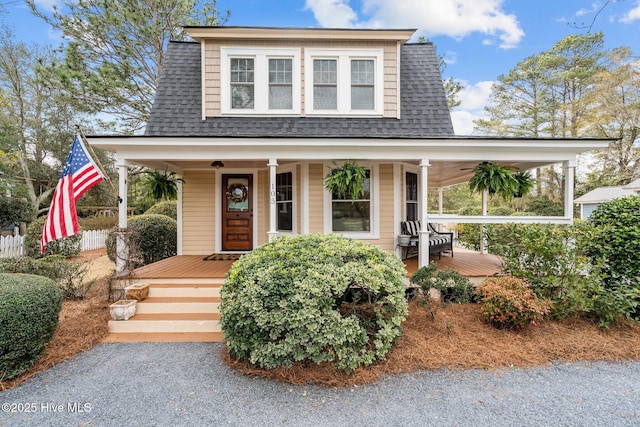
582, 47, 640, 186
475, 32, 616, 199
27, 0, 230, 132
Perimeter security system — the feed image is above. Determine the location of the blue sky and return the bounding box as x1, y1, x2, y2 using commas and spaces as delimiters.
3, 0, 640, 134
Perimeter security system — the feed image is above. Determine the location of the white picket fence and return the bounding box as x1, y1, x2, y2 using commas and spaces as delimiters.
0, 229, 110, 258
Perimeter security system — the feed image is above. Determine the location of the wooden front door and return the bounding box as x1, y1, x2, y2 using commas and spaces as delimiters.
222, 174, 253, 251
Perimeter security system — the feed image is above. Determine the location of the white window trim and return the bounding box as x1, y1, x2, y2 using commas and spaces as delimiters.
305, 48, 384, 116
275, 165, 297, 235
323, 162, 379, 239
221, 47, 301, 115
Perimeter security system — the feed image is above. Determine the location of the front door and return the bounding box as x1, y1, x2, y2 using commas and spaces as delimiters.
222, 174, 253, 251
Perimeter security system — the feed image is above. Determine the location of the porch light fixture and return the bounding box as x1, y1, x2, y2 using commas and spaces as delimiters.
211, 160, 225, 169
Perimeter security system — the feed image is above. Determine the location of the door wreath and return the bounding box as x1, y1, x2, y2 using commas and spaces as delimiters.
226, 183, 248, 203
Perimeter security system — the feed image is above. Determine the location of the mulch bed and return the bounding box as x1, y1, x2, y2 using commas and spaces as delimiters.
222, 301, 640, 387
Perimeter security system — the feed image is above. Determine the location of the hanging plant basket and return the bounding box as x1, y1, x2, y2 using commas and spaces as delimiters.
468, 162, 518, 200
513, 170, 535, 198
324, 160, 368, 201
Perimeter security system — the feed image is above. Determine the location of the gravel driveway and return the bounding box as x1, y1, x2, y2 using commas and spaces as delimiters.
1, 342, 639, 426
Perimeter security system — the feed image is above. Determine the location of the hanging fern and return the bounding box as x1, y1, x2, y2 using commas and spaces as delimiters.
324, 161, 368, 201
468, 162, 518, 201
513, 170, 535, 198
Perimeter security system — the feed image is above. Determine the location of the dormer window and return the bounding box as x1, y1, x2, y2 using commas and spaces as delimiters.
221, 48, 301, 115
305, 49, 383, 116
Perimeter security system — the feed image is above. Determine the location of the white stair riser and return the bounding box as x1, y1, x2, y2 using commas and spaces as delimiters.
136, 302, 220, 314
109, 320, 221, 333
148, 287, 220, 298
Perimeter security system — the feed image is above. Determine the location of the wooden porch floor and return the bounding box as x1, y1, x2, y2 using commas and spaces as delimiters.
130, 247, 501, 280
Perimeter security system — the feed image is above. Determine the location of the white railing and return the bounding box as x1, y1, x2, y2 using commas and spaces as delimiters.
0, 229, 110, 258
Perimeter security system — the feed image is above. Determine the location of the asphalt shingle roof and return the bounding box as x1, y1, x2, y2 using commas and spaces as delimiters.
145, 41, 454, 138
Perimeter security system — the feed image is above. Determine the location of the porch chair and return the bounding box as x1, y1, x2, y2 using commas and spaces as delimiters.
399, 220, 454, 259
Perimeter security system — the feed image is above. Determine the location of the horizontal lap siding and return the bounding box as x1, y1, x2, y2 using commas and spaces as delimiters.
308, 163, 324, 234
182, 171, 216, 255
257, 170, 267, 246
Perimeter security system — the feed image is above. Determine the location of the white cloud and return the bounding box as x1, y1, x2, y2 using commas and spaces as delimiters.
451, 80, 495, 135
304, 0, 525, 49
620, 2, 640, 23
304, 0, 359, 28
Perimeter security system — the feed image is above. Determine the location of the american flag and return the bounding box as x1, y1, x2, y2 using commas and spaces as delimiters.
40, 135, 105, 253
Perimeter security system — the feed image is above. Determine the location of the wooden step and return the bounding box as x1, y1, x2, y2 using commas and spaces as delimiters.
135, 297, 220, 314
148, 284, 221, 298
108, 313, 221, 333
103, 332, 224, 343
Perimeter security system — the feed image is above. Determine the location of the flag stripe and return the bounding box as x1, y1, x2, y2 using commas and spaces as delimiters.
40, 135, 104, 253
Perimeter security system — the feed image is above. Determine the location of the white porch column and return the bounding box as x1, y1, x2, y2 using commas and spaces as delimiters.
418, 159, 430, 268
176, 175, 183, 255
268, 158, 279, 242
480, 190, 488, 254
115, 158, 128, 275
564, 159, 576, 221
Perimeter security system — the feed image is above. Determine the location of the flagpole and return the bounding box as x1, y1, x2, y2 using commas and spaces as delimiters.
75, 125, 117, 193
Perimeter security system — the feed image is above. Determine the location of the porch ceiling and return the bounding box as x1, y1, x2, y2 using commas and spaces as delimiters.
88, 135, 611, 188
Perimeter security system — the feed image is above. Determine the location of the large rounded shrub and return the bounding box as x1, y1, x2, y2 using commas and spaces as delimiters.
24, 216, 82, 258
0, 273, 62, 380
586, 196, 640, 320
221, 234, 408, 373
145, 200, 177, 220
106, 214, 177, 267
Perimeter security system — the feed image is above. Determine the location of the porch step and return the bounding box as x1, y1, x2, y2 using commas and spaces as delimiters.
107, 282, 224, 342
147, 283, 221, 298
135, 297, 220, 314
103, 332, 223, 343
108, 313, 221, 333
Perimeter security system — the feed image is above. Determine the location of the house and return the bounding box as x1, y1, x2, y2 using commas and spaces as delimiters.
575, 178, 640, 220
88, 26, 610, 273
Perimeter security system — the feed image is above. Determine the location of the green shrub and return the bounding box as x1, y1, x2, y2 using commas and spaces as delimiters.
0, 256, 92, 300
106, 214, 177, 267
586, 196, 640, 320
0, 273, 62, 380
525, 195, 564, 216
78, 216, 117, 231
479, 276, 552, 330
410, 262, 477, 303
24, 217, 82, 259
0, 197, 33, 228
221, 234, 408, 373
144, 200, 177, 220
486, 223, 599, 319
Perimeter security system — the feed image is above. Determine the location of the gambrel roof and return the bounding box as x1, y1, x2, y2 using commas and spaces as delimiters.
145, 41, 455, 138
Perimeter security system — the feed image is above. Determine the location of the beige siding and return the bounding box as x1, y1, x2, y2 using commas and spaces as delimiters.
376, 164, 395, 251
202, 40, 398, 118
308, 163, 325, 233
181, 171, 216, 255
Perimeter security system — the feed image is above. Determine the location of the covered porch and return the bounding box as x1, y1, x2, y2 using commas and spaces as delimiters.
128, 246, 501, 282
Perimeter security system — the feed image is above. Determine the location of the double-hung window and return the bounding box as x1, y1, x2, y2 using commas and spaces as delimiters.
276, 171, 293, 232
325, 163, 378, 238
405, 172, 418, 221
306, 49, 383, 115
221, 48, 300, 115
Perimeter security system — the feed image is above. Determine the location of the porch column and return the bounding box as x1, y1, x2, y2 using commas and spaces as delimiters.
480, 190, 488, 254
115, 158, 128, 275
564, 159, 576, 220
418, 159, 430, 268
268, 158, 278, 242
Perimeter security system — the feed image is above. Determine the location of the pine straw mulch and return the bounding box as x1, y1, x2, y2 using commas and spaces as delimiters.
0, 275, 111, 391
221, 301, 640, 388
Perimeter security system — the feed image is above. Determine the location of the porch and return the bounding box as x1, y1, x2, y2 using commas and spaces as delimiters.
105, 248, 501, 343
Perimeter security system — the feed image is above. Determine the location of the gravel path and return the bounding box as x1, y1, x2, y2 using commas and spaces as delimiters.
1, 343, 639, 426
